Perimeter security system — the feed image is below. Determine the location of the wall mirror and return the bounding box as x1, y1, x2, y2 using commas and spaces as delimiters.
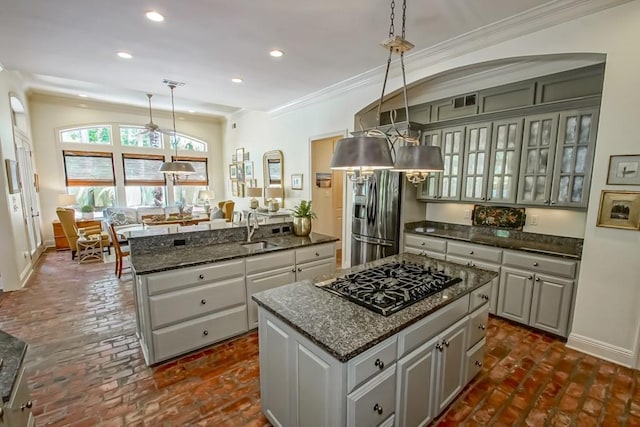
263, 150, 284, 206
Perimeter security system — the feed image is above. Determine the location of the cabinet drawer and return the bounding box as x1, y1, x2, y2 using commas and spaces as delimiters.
346, 366, 396, 427
467, 305, 489, 348
146, 259, 244, 295
447, 242, 502, 264
466, 339, 486, 383
295, 243, 335, 264
246, 266, 296, 329
149, 276, 246, 329
245, 250, 295, 275
404, 246, 447, 260
469, 282, 492, 312
296, 258, 336, 282
404, 234, 446, 253
152, 305, 248, 362
398, 295, 469, 357
503, 251, 576, 278
347, 335, 397, 393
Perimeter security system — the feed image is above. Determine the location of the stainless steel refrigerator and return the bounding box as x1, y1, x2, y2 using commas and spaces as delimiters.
351, 170, 401, 266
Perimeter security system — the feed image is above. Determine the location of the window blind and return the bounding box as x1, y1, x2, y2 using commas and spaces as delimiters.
63, 150, 115, 186
173, 156, 208, 185
122, 153, 166, 186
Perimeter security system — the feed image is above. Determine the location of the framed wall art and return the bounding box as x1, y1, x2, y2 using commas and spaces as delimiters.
244, 161, 254, 180
607, 155, 640, 185
291, 173, 303, 190
235, 148, 245, 165
229, 164, 237, 179
5, 159, 19, 194
596, 190, 640, 230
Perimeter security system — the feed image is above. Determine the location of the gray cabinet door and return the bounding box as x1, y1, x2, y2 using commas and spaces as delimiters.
529, 273, 574, 337
497, 267, 533, 325
260, 316, 292, 427
247, 266, 296, 329
417, 130, 443, 201
551, 108, 599, 208
516, 113, 559, 205
435, 317, 468, 413
461, 122, 492, 202
439, 126, 466, 201
487, 118, 523, 204
396, 335, 439, 427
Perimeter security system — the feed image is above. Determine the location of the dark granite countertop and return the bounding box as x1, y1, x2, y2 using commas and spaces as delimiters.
405, 221, 582, 259
252, 253, 497, 362
131, 232, 339, 275
0, 330, 27, 403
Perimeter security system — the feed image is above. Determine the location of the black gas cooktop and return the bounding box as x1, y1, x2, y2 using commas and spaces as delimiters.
320, 261, 461, 316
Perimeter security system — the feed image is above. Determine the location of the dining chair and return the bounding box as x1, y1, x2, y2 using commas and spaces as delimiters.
107, 222, 130, 279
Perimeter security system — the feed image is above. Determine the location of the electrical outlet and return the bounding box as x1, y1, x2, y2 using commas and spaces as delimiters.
530, 215, 539, 226
464, 209, 471, 219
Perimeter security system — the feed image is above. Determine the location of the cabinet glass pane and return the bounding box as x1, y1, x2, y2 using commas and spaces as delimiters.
445, 135, 452, 153
564, 116, 577, 144
469, 129, 478, 151
505, 151, 514, 174
477, 153, 485, 175
503, 176, 512, 199
575, 146, 588, 174
442, 178, 450, 196
450, 177, 457, 196
579, 115, 592, 144
535, 176, 547, 200
479, 128, 488, 151
558, 176, 570, 202
453, 133, 461, 152
496, 126, 506, 149
492, 177, 501, 198
529, 122, 540, 146
507, 124, 517, 149
526, 149, 538, 174
475, 178, 483, 198
466, 178, 474, 197
538, 148, 549, 173
451, 155, 459, 174
468, 153, 476, 174
541, 120, 553, 146
494, 151, 504, 174
523, 177, 533, 200
572, 177, 584, 202
561, 147, 574, 173
444, 156, 451, 174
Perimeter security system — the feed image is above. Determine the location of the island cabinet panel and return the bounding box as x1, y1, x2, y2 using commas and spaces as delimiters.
346, 367, 396, 427
347, 336, 397, 393
296, 343, 334, 427
4, 365, 35, 427
435, 317, 468, 413
466, 339, 486, 383
261, 317, 292, 427
396, 335, 439, 427
467, 304, 490, 349
447, 255, 499, 315
246, 266, 296, 329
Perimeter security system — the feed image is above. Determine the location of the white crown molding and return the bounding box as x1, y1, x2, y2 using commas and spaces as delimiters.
567, 333, 635, 368
268, 0, 631, 117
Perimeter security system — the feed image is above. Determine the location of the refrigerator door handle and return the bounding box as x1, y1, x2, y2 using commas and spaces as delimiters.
352, 235, 393, 247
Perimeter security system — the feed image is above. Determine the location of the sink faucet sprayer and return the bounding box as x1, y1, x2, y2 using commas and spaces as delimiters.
246, 211, 259, 242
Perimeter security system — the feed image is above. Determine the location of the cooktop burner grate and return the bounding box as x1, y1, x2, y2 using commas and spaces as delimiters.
320, 261, 461, 316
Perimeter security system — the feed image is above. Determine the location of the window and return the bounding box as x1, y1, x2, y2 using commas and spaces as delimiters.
63, 150, 115, 186
125, 186, 165, 207
172, 156, 208, 185
60, 126, 112, 144
68, 187, 116, 209
170, 134, 207, 152
120, 126, 163, 148
122, 153, 166, 207
174, 186, 207, 207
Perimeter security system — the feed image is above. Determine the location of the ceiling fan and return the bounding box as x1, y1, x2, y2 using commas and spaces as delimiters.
137, 93, 174, 140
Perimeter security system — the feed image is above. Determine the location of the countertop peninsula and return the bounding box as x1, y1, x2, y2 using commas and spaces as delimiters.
252, 253, 497, 362
0, 329, 27, 403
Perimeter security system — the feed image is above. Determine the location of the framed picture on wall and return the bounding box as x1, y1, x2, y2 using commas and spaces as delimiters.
244, 161, 254, 179
607, 155, 640, 185
231, 179, 239, 196
229, 164, 237, 179
291, 173, 303, 190
596, 190, 640, 230
235, 148, 245, 164
5, 159, 19, 194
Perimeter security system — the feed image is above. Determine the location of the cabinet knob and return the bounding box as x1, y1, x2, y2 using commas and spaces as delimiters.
421, 242, 426, 246
297, 267, 302, 272
475, 360, 483, 367
480, 294, 490, 301
487, 197, 491, 201
203, 330, 209, 336
21, 401, 33, 411
478, 324, 486, 330
544, 200, 549, 204
435, 343, 444, 352
315, 252, 320, 256
469, 251, 474, 255
374, 358, 384, 370
442, 339, 450, 347
533, 262, 539, 267
550, 200, 556, 205
481, 197, 486, 201
198, 274, 204, 280
292, 269, 296, 273
200, 299, 207, 305
528, 276, 533, 280
535, 277, 541, 282
373, 403, 383, 415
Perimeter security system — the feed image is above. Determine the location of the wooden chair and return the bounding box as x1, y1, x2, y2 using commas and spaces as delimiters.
56, 207, 111, 260
217, 200, 235, 222
107, 222, 130, 279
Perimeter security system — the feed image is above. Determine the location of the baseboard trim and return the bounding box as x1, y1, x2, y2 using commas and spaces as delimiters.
567, 333, 635, 367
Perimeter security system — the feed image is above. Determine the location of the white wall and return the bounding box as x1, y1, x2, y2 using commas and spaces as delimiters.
28, 94, 225, 246
225, 2, 640, 367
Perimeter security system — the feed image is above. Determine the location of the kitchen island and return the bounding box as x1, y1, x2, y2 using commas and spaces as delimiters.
0, 330, 33, 427
253, 253, 497, 427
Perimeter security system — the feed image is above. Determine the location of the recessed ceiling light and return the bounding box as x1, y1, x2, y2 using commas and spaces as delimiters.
231, 77, 243, 83
78, 93, 88, 98
188, 110, 195, 113
117, 52, 133, 59
270, 49, 284, 58
145, 11, 165, 22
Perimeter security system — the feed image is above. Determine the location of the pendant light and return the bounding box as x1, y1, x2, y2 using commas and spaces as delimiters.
159, 81, 195, 183
331, 0, 444, 185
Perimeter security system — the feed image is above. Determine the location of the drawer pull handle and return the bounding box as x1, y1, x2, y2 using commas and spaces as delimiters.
475, 360, 483, 367
535, 277, 541, 282
373, 403, 383, 415
533, 262, 539, 267
478, 324, 486, 330
374, 358, 384, 370
435, 343, 444, 352
198, 274, 204, 280
469, 251, 474, 255
480, 294, 490, 301
21, 401, 33, 411
203, 330, 209, 336
315, 252, 320, 256
443, 340, 450, 347
200, 299, 207, 305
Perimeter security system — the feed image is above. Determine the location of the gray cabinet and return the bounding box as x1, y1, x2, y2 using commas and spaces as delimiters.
487, 118, 523, 203
439, 127, 466, 200
417, 130, 443, 200
403, 233, 447, 260
497, 267, 533, 324
260, 316, 292, 427
246, 266, 296, 329
435, 317, 468, 414
461, 122, 492, 202
530, 273, 574, 337
1, 366, 35, 427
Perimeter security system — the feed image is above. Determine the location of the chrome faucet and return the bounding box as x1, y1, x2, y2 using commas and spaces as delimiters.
246, 211, 259, 242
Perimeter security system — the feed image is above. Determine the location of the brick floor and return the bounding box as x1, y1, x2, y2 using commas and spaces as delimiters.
0, 250, 639, 426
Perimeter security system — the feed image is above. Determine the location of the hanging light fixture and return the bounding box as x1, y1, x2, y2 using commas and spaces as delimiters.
159, 80, 195, 183
331, 0, 444, 185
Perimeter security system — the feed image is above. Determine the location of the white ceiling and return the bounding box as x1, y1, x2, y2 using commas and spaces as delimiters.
0, 0, 615, 117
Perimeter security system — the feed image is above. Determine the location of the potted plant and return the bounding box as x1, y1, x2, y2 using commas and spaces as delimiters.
80, 205, 94, 219
290, 200, 317, 237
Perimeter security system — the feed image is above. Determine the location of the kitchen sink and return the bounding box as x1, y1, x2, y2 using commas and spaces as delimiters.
241, 241, 278, 251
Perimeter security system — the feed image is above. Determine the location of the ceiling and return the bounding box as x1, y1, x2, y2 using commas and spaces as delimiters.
0, 0, 609, 117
